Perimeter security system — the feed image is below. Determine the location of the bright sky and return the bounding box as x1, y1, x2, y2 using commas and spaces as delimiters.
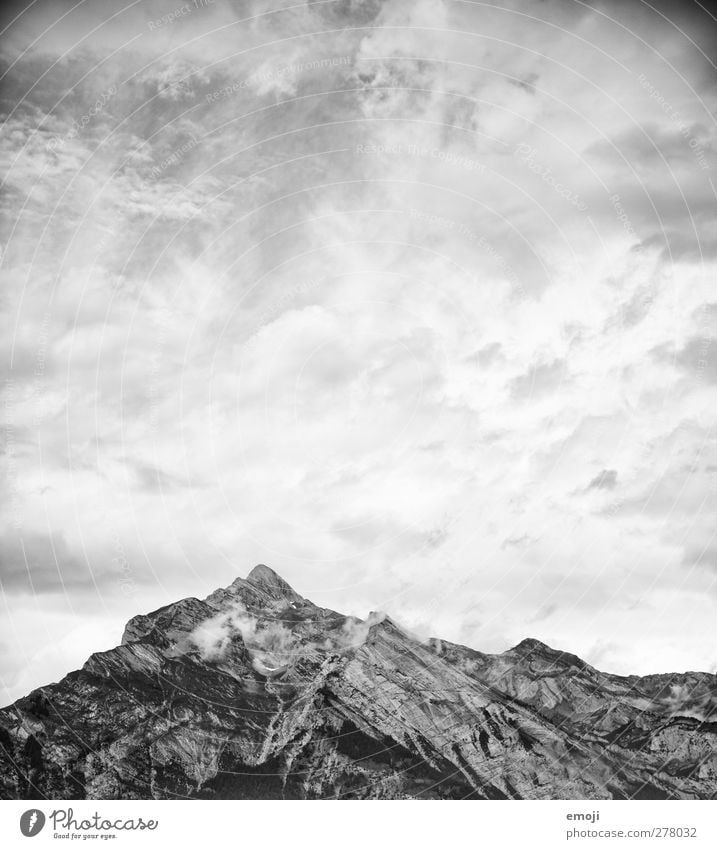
1, 0, 716, 705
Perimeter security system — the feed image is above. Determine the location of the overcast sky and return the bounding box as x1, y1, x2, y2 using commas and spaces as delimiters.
1, 0, 716, 705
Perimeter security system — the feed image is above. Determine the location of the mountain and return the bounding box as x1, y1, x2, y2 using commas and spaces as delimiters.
1, 565, 715, 800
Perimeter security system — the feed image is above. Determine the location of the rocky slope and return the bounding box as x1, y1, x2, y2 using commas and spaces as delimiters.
1, 565, 715, 799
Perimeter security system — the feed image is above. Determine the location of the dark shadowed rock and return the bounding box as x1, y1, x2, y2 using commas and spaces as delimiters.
1, 567, 715, 800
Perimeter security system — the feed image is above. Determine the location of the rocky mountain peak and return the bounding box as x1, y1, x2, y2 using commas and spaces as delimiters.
245, 563, 304, 602
511, 637, 551, 653
1, 565, 715, 800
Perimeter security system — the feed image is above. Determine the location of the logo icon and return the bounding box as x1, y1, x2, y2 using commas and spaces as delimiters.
20, 809, 45, 837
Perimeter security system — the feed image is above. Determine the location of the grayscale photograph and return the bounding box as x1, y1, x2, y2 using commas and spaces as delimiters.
0, 0, 716, 815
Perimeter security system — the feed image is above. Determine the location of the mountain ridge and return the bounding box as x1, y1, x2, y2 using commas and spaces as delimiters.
1, 566, 715, 800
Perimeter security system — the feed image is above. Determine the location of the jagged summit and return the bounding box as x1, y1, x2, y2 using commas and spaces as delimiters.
245, 563, 304, 602
1, 565, 715, 801
510, 637, 552, 653
247, 562, 281, 582
201, 564, 307, 613
505, 638, 593, 672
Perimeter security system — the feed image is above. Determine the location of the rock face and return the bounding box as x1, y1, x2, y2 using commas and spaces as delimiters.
1, 565, 715, 800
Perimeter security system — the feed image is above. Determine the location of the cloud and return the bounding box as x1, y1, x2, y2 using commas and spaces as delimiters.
0, 530, 88, 594
188, 600, 392, 672
510, 358, 568, 400
682, 536, 717, 574
189, 601, 302, 673
502, 533, 532, 549
587, 469, 618, 491
2, 0, 717, 699
130, 460, 196, 493
190, 601, 257, 662
337, 611, 388, 650
471, 342, 504, 368
652, 336, 717, 384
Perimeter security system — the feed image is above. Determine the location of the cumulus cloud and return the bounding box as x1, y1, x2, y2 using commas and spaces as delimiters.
587, 469, 618, 491
510, 358, 569, 400
337, 611, 389, 650
1, 0, 716, 700
189, 601, 304, 676
188, 599, 394, 676
0, 530, 87, 594
190, 601, 258, 661
652, 336, 717, 384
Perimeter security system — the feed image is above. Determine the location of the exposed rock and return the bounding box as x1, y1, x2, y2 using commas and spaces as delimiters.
1, 567, 715, 799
